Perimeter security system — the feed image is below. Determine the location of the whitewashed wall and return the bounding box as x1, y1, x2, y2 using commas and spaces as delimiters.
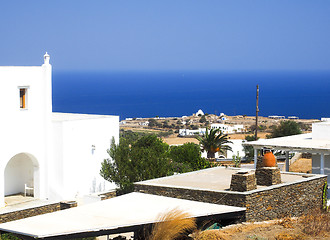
201, 139, 245, 159
0, 62, 51, 206
313, 122, 330, 141
50, 114, 119, 200
0, 56, 120, 207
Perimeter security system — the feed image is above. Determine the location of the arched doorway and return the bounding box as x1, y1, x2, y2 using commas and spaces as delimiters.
4, 153, 39, 197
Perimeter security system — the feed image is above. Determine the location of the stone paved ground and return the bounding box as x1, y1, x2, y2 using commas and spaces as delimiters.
0, 194, 57, 215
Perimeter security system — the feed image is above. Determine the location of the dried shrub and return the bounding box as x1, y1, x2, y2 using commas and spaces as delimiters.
148, 208, 196, 240
246, 234, 267, 240
193, 230, 229, 240
275, 231, 306, 240
299, 209, 330, 236
277, 216, 294, 229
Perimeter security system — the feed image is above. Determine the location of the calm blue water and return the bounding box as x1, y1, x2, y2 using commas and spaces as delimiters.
52, 71, 330, 120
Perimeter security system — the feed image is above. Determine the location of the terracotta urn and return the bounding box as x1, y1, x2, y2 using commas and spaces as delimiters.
262, 151, 276, 167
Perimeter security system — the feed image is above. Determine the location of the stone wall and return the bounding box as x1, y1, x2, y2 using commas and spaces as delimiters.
230, 171, 257, 192
99, 190, 117, 200
245, 176, 326, 221
135, 175, 327, 222
135, 184, 247, 208
256, 167, 281, 186
0, 201, 77, 223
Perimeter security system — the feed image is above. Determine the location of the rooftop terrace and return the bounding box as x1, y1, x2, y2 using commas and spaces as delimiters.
136, 166, 309, 192
135, 166, 327, 222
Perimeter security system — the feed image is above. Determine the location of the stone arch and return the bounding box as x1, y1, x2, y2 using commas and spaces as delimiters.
4, 153, 40, 197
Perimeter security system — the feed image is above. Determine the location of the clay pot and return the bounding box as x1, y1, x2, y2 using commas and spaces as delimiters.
262, 151, 276, 167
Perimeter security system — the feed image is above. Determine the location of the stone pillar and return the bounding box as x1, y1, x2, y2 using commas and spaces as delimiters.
230, 170, 257, 192
320, 153, 325, 175
254, 148, 258, 169
255, 167, 281, 186
285, 151, 290, 172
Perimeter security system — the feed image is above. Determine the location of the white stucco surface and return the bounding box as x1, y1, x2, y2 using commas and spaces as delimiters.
0, 192, 245, 239
50, 113, 119, 200
201, 139, 245, 159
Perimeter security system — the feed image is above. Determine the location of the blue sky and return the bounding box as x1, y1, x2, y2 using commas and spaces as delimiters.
1, 1, 330, 71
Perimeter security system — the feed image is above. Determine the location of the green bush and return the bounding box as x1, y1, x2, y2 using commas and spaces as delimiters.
169, 143, 212, 171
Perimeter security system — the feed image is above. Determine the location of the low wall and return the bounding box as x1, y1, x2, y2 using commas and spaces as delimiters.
135, 184, 247, 207
135, 174, 327, 222
99, 190, 117, 200
0, 201, 77, 223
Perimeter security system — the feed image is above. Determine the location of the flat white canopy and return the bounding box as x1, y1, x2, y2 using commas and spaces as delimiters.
244, 133, 330, 153
0, 192, 245, 239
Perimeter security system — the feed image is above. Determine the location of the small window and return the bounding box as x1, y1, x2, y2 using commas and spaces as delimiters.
19, 88, 27, 109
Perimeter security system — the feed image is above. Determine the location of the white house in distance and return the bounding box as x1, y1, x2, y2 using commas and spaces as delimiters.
179, 124, 244, 137
179, 128, 206, 136
0, 54, 119, 207
210, 123, 245, 134
195, 109, 204, 116
200, 139, 244, 159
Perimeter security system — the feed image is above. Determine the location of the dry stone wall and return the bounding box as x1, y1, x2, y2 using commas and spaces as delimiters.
0, 201, 77, 223
134, 184, 247, 208
135, 175, 327, 222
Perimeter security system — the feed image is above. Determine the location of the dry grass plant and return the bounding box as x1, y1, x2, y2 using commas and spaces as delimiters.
276, 216, 295, 229
299, 209, 330, 237
193, 229, 229, 240
221, 222, 274, 235
275, 231, 306, 240
148, 208, 196, 240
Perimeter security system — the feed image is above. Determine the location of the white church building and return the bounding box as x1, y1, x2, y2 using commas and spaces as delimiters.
0, 54, 119, 207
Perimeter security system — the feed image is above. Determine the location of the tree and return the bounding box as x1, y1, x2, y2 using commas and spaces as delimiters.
120, 129, 147, 143
196, 128, 232, 159
199, 115, 206, 123
169, 142, 212, 171
148, 118, 157, 127
269, 120, 302, 138
100, 135, 172, 194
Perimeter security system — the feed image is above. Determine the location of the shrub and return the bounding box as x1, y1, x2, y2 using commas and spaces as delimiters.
299, 210, 330, 236
194, 230, 229, 240
147, 209, 196, 240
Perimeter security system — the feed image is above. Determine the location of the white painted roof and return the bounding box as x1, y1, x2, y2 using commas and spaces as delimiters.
0, 192, 245, 239
244, 133, 330, 153
52, 112, 117, 122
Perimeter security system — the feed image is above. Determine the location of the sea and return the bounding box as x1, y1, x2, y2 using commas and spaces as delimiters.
52, 70, 330, 121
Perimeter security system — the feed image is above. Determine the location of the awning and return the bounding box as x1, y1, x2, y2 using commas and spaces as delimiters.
244, 133, 330, 153
0, 192, 245, 240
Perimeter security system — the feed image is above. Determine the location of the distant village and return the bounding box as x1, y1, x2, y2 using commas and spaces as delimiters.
120, 109, 317, 138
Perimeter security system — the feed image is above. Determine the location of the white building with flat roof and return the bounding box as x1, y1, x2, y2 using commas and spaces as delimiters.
179, 128, 206, 136
0, 54, 119, 206
210, 123, 244, 134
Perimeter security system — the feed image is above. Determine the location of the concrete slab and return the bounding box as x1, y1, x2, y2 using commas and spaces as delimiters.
136, 166, 308, 191
0, 192, 245, 239
4, 194, 34, 206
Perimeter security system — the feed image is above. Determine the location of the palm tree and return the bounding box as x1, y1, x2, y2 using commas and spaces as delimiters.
196, 128, 232, 159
